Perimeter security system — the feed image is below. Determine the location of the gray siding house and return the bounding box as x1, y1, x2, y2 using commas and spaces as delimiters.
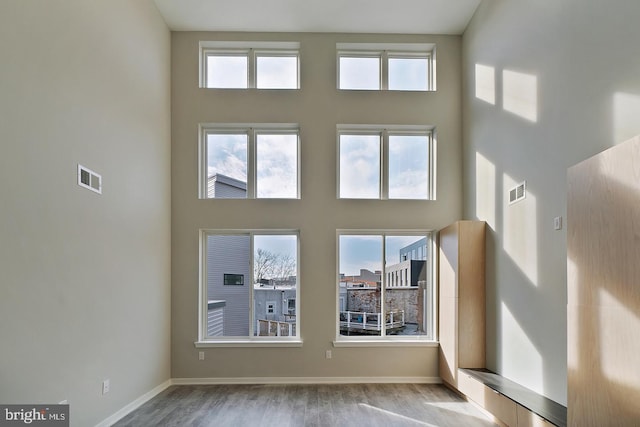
208, 173, 247, 198
206, 234, 251, 336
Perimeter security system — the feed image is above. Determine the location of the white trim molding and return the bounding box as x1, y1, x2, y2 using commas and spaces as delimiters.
172, 376, 442, 385
95, 379, 172, 427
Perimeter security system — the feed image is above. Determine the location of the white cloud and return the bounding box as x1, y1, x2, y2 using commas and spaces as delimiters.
256, 134, 297, 198
207, 134, 247, 181
340, 135, 380, 198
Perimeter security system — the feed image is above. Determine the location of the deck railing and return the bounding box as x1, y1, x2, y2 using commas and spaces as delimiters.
257, 319, 296, 337
339, 310, 405, 332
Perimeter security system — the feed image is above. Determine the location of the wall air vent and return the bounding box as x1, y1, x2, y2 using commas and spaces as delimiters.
509, 181, 526, 204
77, 164, 102, 194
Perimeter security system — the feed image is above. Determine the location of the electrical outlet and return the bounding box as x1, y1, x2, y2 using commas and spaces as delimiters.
199, 351, 205, 360
325, 350, 332, 359
102, 379, 110, 395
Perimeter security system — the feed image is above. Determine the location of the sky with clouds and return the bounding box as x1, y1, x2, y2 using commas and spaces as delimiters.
256, 134, 297, 198
388, 135, 429, 199
207, 133, 298, 198
339, 134, 380, 198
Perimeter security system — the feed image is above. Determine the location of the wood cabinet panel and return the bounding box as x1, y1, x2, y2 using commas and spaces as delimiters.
516, 404, 555, 427
438, 220, 485, 379
458, 370, 517, 427
567, 135, 640, 426
457, 370, 485, 404
438, 295, 457, 387
484, 388, 517, 427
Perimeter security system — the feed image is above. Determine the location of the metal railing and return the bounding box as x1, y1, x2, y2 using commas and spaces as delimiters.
339, 310, 405, 332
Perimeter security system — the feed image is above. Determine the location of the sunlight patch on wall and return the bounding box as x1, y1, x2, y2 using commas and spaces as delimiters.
475, 64, 496, 105
503, 70, 538, 122
503, 173, 538, 286
475, 152, 496, 229
596, 133, 640, 194
501, 301, 544, 394
599, 288, 640, 390
613, 92, 640, 145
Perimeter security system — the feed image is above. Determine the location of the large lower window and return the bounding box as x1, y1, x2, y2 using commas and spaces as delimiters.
337, 231, 434, 341
200, 231, 299, 342
338, 125, 434, 200
200, 124, 299, 199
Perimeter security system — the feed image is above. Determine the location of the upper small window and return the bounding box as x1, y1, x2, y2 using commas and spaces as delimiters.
337, 43, 435, 91
200, 42, 300, 89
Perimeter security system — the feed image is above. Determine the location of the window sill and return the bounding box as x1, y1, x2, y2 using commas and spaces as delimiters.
195, 339, 303, 348
332, 340, 438, 348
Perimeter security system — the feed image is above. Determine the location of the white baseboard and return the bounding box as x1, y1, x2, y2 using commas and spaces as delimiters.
172, 376, 442, 385
95, 379, 172, 427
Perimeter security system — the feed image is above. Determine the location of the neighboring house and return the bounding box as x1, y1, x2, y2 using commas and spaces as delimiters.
207, 175, 250, 336
207, 234, 251, 336
254, 284, 297, 321
207, 173, 247, 198
340, 268, 382, 285
399, 237, 428, 262
386, 260, 426, 288
206, 176, 296, 336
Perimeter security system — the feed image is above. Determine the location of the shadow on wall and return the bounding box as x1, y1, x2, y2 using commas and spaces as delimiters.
470, 62, 559, 402
471, 55, 640, 410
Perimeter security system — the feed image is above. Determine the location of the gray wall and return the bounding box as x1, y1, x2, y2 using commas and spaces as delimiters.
0, 1, 171, 426
172, 32, 463, 379
462, 0, 640, 405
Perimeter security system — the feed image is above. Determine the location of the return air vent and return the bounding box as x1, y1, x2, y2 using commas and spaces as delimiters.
77, 164, 102, 194
509, 181, 526, 204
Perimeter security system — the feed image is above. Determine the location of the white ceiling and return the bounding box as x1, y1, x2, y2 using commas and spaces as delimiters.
153, 0, 482, 35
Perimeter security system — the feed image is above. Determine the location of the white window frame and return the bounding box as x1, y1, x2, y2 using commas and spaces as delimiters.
196, 229, 301, 347
200, 41, 300, 89
334, 230, 436, 347
199, 123, 301, 199
337, 43, 436, 91
337, 124, 436, 200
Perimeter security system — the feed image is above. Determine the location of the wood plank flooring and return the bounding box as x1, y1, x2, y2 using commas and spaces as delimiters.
113, 383, 499, 427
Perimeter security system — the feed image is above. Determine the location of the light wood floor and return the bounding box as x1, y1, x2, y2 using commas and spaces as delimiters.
113, 383, 499, 427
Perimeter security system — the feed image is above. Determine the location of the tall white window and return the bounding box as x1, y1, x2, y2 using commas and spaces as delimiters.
338, 125, 434, 200
337, 232, 434, 341
200, 41, 300, 89
200, 231, 299, 342
200, 124, 300, 199
337, 43, 435, 91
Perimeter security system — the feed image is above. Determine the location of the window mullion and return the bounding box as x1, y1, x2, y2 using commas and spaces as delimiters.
381, 234, 386, 337
200, 232, 208, 340
248, 49, 256, 89
381, 130, 389, 199
247, 129, 256, 198
199, 129, 208, 199
249, 232, 255, 337
381, 51, 388, 91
